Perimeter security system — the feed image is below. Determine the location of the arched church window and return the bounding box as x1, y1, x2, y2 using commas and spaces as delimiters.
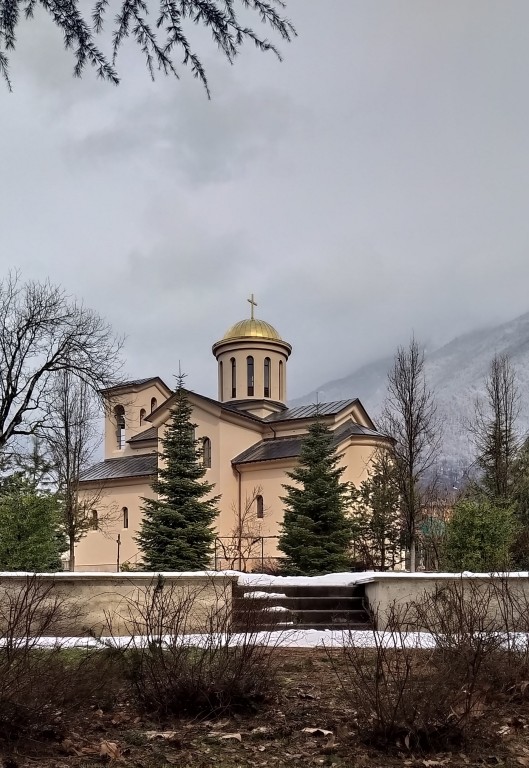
279, 361, 284, 400
247, 356, 254, 396
264, 358, 271, 398
219, 361, 223, 400
150, 397, 157, 413
202, 437, 212, 468
122, 507, 129, 529
139, 408, 146, 425
231, 358, 236, 398
91, 509, 98, 530
256, 495, 264, 519
114, 405, 125, 449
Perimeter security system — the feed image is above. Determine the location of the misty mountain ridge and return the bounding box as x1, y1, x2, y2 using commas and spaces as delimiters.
295, 311, 529, 482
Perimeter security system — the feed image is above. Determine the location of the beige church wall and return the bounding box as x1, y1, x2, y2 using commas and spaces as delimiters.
75, 480, 155, 571
237, 460, 295, 560
339, 440, 382, 488
0, 573, 237, 637
104, 382, 168, 459
215, 419, 265, 536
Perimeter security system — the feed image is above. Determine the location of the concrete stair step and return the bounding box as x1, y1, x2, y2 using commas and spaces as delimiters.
234, 595, 366, 610
232, 578, 374, 632
234, 584, 366, 598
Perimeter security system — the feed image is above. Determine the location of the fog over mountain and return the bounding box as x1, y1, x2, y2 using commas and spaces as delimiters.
296, 312, 529, 483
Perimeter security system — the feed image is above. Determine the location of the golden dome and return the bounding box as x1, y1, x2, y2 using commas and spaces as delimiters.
222, 318, 283, 342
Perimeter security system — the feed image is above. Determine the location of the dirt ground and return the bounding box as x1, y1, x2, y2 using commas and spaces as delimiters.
3, 650, 529, 768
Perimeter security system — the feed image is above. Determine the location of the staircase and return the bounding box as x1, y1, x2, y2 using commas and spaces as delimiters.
233, 581, 373, 631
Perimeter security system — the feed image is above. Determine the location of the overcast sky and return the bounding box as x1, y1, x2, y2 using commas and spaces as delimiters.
2, 1, 529, 400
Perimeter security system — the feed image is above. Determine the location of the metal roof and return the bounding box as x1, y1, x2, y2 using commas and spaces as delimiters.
128, 426, 158, 443
232, 420, 388, 465
80, 454, 157, 482
264, 399, 358, 422
332, 422, 389, 441
100, 377, 170, 393
233, 436, 303, 464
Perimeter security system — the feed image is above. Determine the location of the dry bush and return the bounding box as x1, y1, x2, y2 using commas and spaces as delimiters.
329, 602, 475, 750
332, 578, 529, 750
105, 575, 284, 717
0, 575, 119, 741
412, 578, 529, 699
252, 556, 282, 576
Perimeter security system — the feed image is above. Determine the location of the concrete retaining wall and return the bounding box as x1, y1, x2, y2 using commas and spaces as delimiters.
0, 572, 238, 637
363, 573, 529, 630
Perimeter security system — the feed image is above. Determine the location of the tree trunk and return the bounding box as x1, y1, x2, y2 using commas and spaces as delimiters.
69, 537, 75, 571
409, 536, 416, 573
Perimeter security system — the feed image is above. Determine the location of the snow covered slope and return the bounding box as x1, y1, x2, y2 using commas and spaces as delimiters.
295, 312, 529, 481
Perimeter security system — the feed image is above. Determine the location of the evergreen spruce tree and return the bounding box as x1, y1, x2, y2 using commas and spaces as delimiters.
278, 418, 353, 575
136, 376, 220, 571
443, 496, 517, 572
349, 449, 402, 571
0, 475, 66, 571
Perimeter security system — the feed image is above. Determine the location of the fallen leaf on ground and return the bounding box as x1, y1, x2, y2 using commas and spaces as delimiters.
100, 740, 121, 760
144, 731, 178, 741
220, 733, 242, 742
61, 738, 81, 756
302, 728, 333, 737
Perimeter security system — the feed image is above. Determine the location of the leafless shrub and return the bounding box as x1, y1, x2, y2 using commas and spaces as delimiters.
332, 577, 529, 750
0, 576, 118, 741
104, 575, 284, 717
215, 487, 266, 572
329, 601, 477, 750
254, 557, 283, 576
414, 578, 529, 698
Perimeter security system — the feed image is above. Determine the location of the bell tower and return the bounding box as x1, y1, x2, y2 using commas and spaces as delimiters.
212, 296, 292, 417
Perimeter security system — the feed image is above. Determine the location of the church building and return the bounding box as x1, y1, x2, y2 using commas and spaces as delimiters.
76, 300, 391, 571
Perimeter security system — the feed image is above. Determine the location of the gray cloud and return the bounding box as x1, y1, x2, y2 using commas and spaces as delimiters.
2, 0, 529, 402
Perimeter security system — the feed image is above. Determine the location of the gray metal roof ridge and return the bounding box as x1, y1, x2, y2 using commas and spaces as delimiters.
80, 453, 157, 482
128, 426, 158, 443
263, 399, 359, 422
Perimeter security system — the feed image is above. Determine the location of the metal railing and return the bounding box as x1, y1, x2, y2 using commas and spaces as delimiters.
213, 535, 280, 573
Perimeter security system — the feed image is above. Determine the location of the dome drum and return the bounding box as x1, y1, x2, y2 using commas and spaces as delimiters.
213, 313, 291, 406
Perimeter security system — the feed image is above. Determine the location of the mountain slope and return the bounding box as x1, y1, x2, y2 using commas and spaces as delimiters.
295, 312, 529, 480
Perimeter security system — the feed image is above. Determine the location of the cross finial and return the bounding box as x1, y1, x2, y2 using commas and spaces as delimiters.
247, 293, 257, 320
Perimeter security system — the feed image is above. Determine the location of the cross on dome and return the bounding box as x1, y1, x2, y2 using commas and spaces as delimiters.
247, 293, 257, 320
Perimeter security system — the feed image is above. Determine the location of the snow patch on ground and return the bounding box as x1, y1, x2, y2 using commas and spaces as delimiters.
243, 591, 287, 599
10, 629, 438, 650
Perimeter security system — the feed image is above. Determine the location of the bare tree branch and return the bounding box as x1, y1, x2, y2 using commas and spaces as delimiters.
216, 486, 265, 571
0, 272, 123, 453
43, 370, 120, 570
381, 336, 441, 572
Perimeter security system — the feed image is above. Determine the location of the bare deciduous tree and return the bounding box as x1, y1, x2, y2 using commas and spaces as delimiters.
382, 337, 441, 572
216, 487, 266, 571
44, 371, 106, 570
469, 354, 520, 501
0, 272, 123, 453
